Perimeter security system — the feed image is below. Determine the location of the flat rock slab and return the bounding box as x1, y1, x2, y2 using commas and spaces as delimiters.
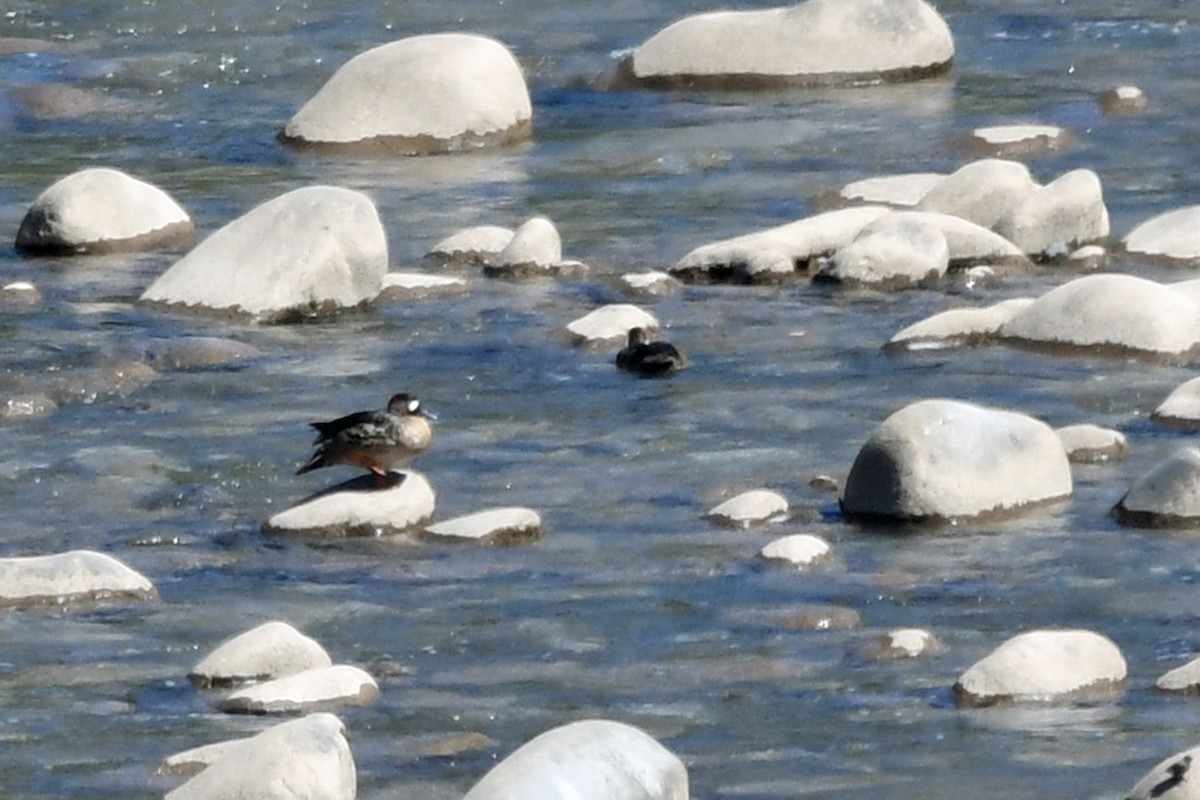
422, 507, 543, 546
1114, 447, 1200, 528
189, 621, 333, 688
619, 271, 680, 299
841, 398, 1072, 522
0, 550, 156, 609
1126, 745, 1200, 800
617, 0, 953, 90
1100, 85, 1148, 115
281, 33, 532, 156
838, 173, 946, 207
462, 719, 688, 800
1122, 205, 1200, 263
264, 470, 436, 537
886, 298, 1033, 352
706, 489, 789, 527
566, 304, 659, 346
953, 629, 1126, 706
427, 224, 514, 265
217, 665, 379, 714
164, 713, 355, 800
1154, 377, 1200, 431
971, 124, 1072, 157
1156, 656, 1200, 693
15, 167, 193, 255
144, 337, 263, 372
376, 272, 469, 302
758, 534, 831, 568
1055, 424, 1130, 463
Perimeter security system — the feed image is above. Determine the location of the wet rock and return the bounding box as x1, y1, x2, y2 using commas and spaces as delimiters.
758, 534, 831, 568
1099, 85, 1148, 115
1, 280, 41, 306
63, 444, 186, 480
672, 206, 891, 284
774, 604, 861, 631
809, 474, 840, 492
1122, 206, 1200, 263
619, 270, 680, 299
13, 84, 106, 120
1126, 745, 1199, 800
1067, 244, 1107, 268
952, 629, 1126, 706
1055, 424, 1130, 463
999, 274, 1200, 357
857, 628, 944, 660
1113, 447, 1200, 528
422, 507, 543, 546
565, 304, 659, 346
427, 224, 514, 265
970, 124, 1072, 157
281, 33, 531, 155
817, 215, 948, 289
886, 298, 1033, 351
615, 0, 953, 90
217, 665, 379, 714
0, 37, 71, 56
1156, 656, 1200, 693
189, 621, 333, 688
264, 470, 436, 537
916, 159, 1039, 229
483, 217, 566, 278
141, 186, 387, 322
895, 210, 1030, 268
993, 169, 1109, 258
706, 489, 789, 527
39, 358, 159, 405
841, 398, 1072, 522
376, 272, 469, 302
461, 719, 688, 800
0, 392, 56, 420
164, 713, 355, 800
838, 173, 945, 207
0, 550, 156, 609
15, 167, 193, 255
144, 337, 262, 372
1155, 377, 1200, 431
414, 731, 493, 759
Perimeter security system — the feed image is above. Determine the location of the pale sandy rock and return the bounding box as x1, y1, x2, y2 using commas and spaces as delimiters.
671, 206, 891, 284
886, 298, 1033, 351
841, 399, 1072, 521
857, 628, 944, 660
15, 167, 193, 255
994, 169, 1109, 257
164, 713, 355, 800
1127, 745, 1200, 800
1123, 206, 1200, 262
888, 210, 1029, 267
141, 186, 387, 322
617, 0, 953, 89
264, 470, 436, 537
0, 550, 156, 608
1, 280, 42, 305
189, 621, 333, 688
1155, 378, 1200, 431
952, 629, 1126, 706
422, 507, 543, 546
706, 489, 789, 527
0, 392, 57, 420
428, 224, 514, 265
758, 534, 831, 567
1000, 274, 1200, 356
917, 159, 1038, 229
376, 272, 469, 301
483, 217, 564, 277
281, 33, 532, 155
462, 719, 688, 800
1156, 656, 1200, 693
1055, 424, 1130, 463
217, 665, 379, 714
619, 270, 680, 299
1099, 85, 1148, 115
971, 124, 1072, 156
145, 337, 263, 372
838, 173, 945, 207
1114, 447, 1200, 528
818, 215, 948, 288
566, 304, 659, 346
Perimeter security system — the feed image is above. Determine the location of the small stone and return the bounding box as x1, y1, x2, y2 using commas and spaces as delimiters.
971, 124, 1072, 157
565, 304, 659, 346
264, 470, 436, 537
422, 507, 543, 546
758, 534, 831, 568
706, 489, 789, 527
1, 281, 42, 306
427, 225, 514, 265
189, 621, 332, 688
417, 732, 493, 759
217, 665, 380, 714
808, 474, 839, 492
1156, 656, 1200, 693
1055, 424, 1130, 463
1099, 85, 1147, 115
0, 550, 156, 609
857, 628, 944, 660
484, 217, 564, 277
376, 272, 469, 302
619, 270, 680, 299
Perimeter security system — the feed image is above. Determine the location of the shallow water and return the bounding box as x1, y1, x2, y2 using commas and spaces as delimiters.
4, 2, 1200, 799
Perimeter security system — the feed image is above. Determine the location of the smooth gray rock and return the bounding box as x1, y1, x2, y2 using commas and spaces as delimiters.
1114, 447, 1200, 528
1155, 377, 1200, 431
841, 399, 1072, 521
264, 470, 436, 537
617, 0, 953, 89
818, 215, 948, 288
0, 550, 156, 609
281, 33, 532, 155
141, 186, 387, 322
15, 167, 193, 255
619, 271, 681, 299
1126, 744, 1200, 800
953, 629, 1126, 706
566, 304, 659, 346
1055, 424, 1130, 463
994, 169, 1109, 257
189, 621, 333, 688
217, 665, 379, 714
706, 489, 789, 527
1122, 206, 1200, 262
422, 507, 543, 546
916, 159, 1038, 229
164, 713, 355, 800
886, 298, 1034, 351
462, 719, 688, 800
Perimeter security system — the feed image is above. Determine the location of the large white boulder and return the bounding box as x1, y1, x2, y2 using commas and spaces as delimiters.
0, 550, 156, 608
817, 215, 948, 288
993, 169, 1109, 257
15, 167, 193, 255
1000, 274, 1200, 356
264, 470, 436, 537
953, 629, 1126, 706
141, 186, 387, 322
1126, 744, 1200, 800
164, 713, 355, 800
841, 399, 1072, 521
617, 0, 953, 89
1114, 447, 1200, 528
281, 33, 532, 155
189, 621, 332, 688
893, 210, 1029, 267
916, 159, 1038, 229
886, 298, 1034, 351
462, 719, 688, 800
1123, 205, 1200, 262
566, 304, 659, 346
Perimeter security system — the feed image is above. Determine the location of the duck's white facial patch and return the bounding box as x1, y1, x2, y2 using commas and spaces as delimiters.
407, 399, 421, 414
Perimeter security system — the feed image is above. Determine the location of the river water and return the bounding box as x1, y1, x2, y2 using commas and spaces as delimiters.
3, 1, 1200, 798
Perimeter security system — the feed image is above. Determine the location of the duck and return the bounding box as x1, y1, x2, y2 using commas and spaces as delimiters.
297, 393, 433, 486
615, 327, 688, 378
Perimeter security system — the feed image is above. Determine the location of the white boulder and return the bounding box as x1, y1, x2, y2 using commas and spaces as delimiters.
217, 665, 379, 714
1126, 745, 1199, 800
857, 628, 944, 660
423, 507, 543, 546
264, 470, 436, 537
566, 304, 658, 346
0, 550, 156, 608
189, 621, 332, 688
428, 224, 514, 265
758, 534, 830, 568
1123, 206, 1200, 262
619, 271, 680, 299
841, 399, 1072, 521
993, 169, 1109, 257
706, 489, 789, 527
817, 215, 948, 288
886, 298, 1033, 351
141, 186, 387, 322
916, 159, 1038, 229
281, 33, 532, 155
1155, 378, 1200, 431
1114, 447, 1200, 528
838, 173, 945, 207
971, 124, 1072, 157
485, 217, 565, 277
953, 629, 1126, 706
15, 167, 193, 254
1054, 423, 1129, 463
1156, 656, 1200, 693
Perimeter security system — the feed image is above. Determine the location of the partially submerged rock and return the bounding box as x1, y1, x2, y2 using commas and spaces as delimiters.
264, 470, 436, 537
758, 534, 831, 568
1126, 745, 1200, 800
1154, 378, 1200, 431
566, 304, 659, 346
217, 665, 380, 714
484, 217, 565, 278
1122, 206, 1200, 263
0, 550, 156, 609
1156, 656, 1200, 693
376, 272, 469, 302
1099, 85, 1147, 115
1055, 424, 1130, 463
1114, 447, 1200, 528
0, 392, 57, 420
619, 270, 680, 299
1, 280, 41, 306
422, 507, 543, 546
706, 489, 789, 527
886, 298, 1033, 351
427, 224, 514, 265
993, 169, 1108, 258
970, 124, 1072, 157
189, 621, 333, 688
856, 628, 944, 660
837, 172, 945, 207
144, 337, 263, 372
816, 215, 948, 289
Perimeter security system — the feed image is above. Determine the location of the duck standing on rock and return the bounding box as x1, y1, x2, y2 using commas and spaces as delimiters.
615, 327, 688, 378
297, 393, 433, 486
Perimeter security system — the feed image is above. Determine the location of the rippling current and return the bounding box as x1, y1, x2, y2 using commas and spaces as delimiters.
5, 2, 1200, 799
